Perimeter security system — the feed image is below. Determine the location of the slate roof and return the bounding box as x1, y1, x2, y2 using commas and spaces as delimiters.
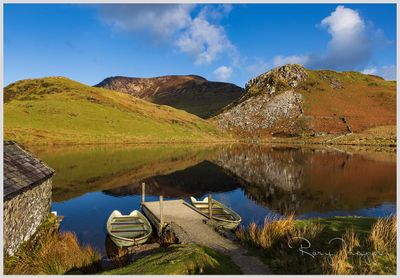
4, 141, 55, 200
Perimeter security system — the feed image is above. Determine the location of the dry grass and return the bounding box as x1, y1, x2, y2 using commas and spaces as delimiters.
322, 230, 360, 274
237, 214, 294, 249
370, 215, 396, 252
236, 214, 396, 275
4, 215, 100, 275
323, 215, 396, 275
236, 213, 322, 250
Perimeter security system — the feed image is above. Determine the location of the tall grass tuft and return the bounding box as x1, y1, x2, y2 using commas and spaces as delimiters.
322, 230, 359, 275
322, 216, 396, 275
236, 213, 320, 250
4, 215, 101, 275
370, 215, 396, 252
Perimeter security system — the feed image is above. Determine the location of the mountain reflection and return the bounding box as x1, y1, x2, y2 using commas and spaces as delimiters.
104, 144, 395, 215
30, 143, 395, 216
103, 160, 242, 198
213, 144, 395, 214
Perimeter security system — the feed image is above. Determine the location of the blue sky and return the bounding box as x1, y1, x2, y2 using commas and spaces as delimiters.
4, 4, 396, 87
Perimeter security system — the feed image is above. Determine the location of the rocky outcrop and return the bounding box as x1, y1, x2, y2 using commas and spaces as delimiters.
216, 90, 303, 135
95, 75, 243, 119
215, 64, 308, 136
244, 64, 308, 98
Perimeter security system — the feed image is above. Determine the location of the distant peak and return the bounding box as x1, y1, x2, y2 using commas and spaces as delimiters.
96, 74, 208, 84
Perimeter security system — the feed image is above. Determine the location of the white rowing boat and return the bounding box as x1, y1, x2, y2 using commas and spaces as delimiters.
106, 210, 152, 247
190, 196, 241, 230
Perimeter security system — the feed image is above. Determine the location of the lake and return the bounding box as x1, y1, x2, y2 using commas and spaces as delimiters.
28, 143, 396, 256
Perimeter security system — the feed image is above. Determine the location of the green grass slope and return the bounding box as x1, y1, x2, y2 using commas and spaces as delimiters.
4, 77, 229, 145
101, 244, 241, 275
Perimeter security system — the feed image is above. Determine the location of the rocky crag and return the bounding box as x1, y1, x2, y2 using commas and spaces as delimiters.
215, 64, 396, 137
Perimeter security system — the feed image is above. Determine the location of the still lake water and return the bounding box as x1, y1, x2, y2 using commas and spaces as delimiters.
29, 144, 396, 255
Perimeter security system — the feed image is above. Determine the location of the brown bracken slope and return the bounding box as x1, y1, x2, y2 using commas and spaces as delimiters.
95, 75, 243, 119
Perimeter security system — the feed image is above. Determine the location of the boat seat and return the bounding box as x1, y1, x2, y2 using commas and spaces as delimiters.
111, 225, 147, 230
113, 216, 142, 220
198, 207, 225, 211
111, 229, 147, 233
111, 222, 145, 226
113, 219, 144, 223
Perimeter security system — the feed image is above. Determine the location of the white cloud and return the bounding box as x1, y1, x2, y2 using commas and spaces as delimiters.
98, 4, 236, 65
213, 66, 232, 81
320, 5, 364, 37
98, 5, 193, 39
362, 67, 377, 75
318, 5, 371, 69
177, 16, 234, 64
274, 55, 310, 67
273, 6, 377, 71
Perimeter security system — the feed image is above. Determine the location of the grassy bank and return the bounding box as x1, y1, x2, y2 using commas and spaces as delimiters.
102, 244, 241, 275
236, 215, 396, 274
262, 125, 396, 148
4, 214, 101, 275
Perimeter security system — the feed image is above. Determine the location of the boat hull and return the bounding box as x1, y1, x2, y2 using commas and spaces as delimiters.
106, 210, 152, 248
190, 197, 241, 230
109, 233, 150, 247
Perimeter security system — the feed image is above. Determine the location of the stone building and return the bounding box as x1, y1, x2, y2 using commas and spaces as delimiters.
3, 141, 55, 256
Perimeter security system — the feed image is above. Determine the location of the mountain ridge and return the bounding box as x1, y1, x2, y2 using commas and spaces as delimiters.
95, 75, 243, 119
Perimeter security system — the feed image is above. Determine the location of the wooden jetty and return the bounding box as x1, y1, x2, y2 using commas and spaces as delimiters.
140, 183, 270, 274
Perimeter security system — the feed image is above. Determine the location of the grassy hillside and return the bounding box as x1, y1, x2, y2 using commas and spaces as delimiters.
4, 77, 229, 145
95, 75, 243, 118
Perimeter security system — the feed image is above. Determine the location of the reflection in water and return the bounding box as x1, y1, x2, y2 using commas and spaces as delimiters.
29, 144, 219, 202
28, 143, 396, 255
213, 145, 395, 215
103, 161, 242, 198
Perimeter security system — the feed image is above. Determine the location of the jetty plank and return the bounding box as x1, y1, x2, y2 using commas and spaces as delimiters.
142, 199, 271, 274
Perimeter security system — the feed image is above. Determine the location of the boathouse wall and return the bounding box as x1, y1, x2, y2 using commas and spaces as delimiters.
3, 179, 52, 256
3, 141, 55, 257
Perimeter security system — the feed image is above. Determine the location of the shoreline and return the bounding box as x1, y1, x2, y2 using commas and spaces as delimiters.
5, 135, 396, 150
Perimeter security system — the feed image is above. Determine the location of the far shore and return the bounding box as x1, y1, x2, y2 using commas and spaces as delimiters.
5, 134, 396, 150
